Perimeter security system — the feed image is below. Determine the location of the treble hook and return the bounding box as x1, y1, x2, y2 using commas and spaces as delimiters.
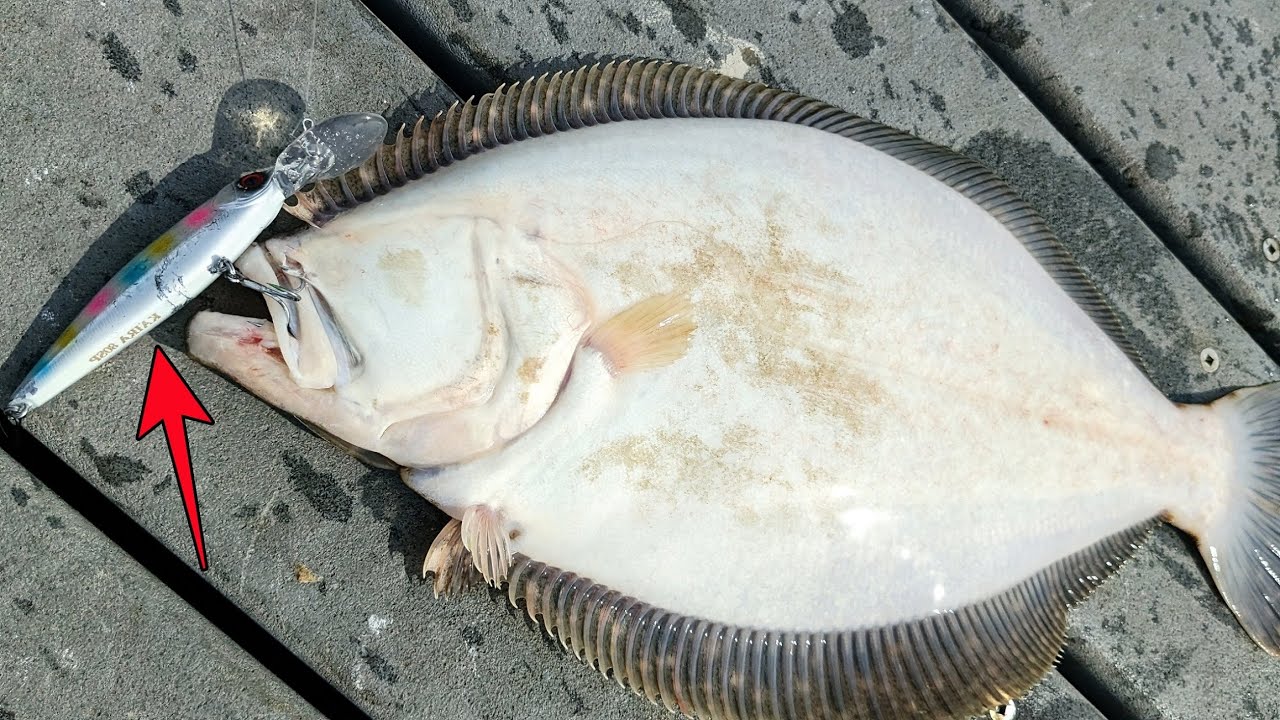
212, 256, 300, 302
212, 256, 302, 339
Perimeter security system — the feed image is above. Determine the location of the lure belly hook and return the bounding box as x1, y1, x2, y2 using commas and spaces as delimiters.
4, 113, 388, 422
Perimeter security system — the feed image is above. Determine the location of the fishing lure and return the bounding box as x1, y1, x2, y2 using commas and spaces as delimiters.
4, 112, 388, 422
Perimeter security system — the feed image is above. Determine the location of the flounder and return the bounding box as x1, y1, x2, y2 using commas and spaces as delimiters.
187, 61, 1280, 719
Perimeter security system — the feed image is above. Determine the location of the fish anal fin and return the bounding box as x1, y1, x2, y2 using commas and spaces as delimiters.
496, 521, 1153, 719
423, 518, 483, 598
586, 293, 695, 376
461, 505, 514, 587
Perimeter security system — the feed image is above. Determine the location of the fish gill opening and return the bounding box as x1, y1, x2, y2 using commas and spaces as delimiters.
0, 425, 375, 720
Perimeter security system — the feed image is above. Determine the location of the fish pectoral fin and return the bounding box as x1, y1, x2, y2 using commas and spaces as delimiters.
585, 292, 695, 376
423, 518, 484, 598
460, 505, 515, 587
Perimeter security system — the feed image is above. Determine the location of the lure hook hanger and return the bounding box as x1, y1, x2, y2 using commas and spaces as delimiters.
212, 256, 300, 303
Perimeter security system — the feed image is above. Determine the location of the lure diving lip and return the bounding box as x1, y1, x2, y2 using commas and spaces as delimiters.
3, 112, 388, 422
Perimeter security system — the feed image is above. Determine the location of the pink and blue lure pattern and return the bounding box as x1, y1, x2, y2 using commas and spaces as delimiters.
30, 201, 218, 373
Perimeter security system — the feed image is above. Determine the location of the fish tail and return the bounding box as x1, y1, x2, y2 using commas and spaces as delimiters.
1201, 384, 1280, 655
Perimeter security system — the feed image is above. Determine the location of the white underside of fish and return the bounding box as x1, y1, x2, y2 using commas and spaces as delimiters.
193, 117, 1235, 631
402, 118, 1237, 629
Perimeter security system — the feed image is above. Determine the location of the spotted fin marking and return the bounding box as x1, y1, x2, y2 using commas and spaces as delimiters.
291, 59, 1145, 377
586, 293, 696, 376
461, 505, 513, 587
493, 522, 1153, 720
423, 518, 483, 597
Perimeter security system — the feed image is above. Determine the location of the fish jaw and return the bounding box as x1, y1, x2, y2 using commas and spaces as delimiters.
187, 311, 382, 452
189, 202, 594, 467
187, 303, 573, 468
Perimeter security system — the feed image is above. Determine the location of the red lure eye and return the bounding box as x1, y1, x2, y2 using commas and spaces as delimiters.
236, 171, 267, 191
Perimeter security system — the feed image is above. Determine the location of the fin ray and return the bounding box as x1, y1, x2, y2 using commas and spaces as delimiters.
485, 521, 1152, 719
1201, 385, 1280, 654
460, 505, 513, 586
587, 292, 696, 375
422, 518, 484, 597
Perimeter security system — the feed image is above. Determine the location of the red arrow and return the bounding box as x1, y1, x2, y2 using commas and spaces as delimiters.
137, 346, 214, 571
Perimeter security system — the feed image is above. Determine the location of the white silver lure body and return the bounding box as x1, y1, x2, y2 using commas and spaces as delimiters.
4, 113, 388, 421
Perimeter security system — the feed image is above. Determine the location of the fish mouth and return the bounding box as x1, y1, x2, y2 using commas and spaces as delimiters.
186, 239, 364, 436
187, 310, 373, 446
231, 241, 362, 390
187, 312, 286, 375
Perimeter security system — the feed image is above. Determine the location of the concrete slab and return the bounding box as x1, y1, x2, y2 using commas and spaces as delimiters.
940, 1, 1280, 356
0, 451, 325, 719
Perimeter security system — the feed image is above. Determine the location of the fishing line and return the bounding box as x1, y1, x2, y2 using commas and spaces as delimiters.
303, 0, 320, 113
224, 0, 246, 81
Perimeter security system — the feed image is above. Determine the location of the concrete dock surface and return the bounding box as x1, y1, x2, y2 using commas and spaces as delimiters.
0, 1, 1276, 718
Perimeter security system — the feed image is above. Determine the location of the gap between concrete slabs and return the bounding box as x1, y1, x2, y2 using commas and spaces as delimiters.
0, 448, 329, 720
357, 0, 1280, 717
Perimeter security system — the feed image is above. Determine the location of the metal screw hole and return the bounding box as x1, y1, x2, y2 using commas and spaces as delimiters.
1200, 347, 1220, 373
1263, 238, 1280, 262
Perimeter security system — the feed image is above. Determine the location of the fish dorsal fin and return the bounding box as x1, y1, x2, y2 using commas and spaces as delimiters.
289, 59, 1145, 376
